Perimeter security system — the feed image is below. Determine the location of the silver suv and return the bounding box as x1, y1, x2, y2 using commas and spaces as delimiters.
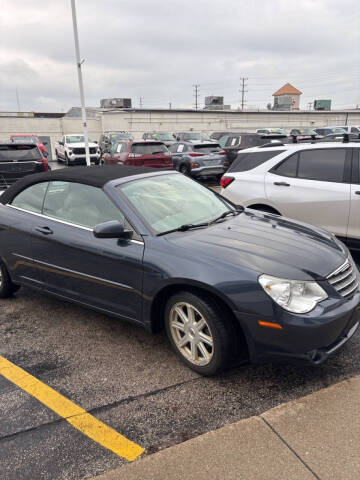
220, 141, 360, 249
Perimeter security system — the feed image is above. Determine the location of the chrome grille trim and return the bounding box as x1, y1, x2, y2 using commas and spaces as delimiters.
327, 259, 359, 298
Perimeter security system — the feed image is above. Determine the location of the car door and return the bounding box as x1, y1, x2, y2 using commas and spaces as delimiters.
265, 148, 351, 237
2, 182, 49, 286
31, 181, 144, 322
170, 143, 187, 169
347, 148, 360, 247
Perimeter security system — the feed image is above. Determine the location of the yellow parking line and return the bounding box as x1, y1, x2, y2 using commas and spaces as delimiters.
0, 355, 144, 461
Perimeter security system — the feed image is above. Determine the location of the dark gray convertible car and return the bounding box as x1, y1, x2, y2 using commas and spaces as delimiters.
0, 166, 359, 375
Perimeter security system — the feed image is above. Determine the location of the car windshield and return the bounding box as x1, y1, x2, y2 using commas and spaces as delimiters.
131, 143, 168, 154
300, 129, 317, 135
110, 133, 133, 140
0, 145, 41, 161
193, 144, 222, 153
11, 136, 39, 143
151, 133, 174, 141
117, 174, 232, 234
182, 132, 211, 141
66, 135, 92, 143
269, 129, 287, 135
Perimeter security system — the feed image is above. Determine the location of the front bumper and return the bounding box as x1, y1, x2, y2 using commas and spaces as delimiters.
235, 291, 360, 365
69, 154, 101, 164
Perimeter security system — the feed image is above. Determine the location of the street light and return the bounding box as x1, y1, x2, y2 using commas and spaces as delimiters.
70, 0, 90, 166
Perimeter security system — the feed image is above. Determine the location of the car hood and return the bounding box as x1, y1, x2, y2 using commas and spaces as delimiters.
66, 142, 98, 148
165, 210, 348, 281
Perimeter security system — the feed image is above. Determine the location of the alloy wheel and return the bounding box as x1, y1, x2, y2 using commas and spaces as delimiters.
169, 302, 214, 366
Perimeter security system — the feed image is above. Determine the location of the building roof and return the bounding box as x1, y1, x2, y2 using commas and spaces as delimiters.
273, 83, 302, 96
0, 165, 157, 204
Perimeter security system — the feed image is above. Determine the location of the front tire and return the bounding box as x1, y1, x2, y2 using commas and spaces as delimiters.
165, 292, 235, 375
65, 153, 71, 166
0, 261, 20, 298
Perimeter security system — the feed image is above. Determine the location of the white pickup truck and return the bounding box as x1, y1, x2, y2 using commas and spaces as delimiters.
55, 134, 101, 165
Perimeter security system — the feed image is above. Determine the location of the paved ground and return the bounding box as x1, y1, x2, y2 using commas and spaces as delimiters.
95, 375, 360, 480
1, 280, 360, 479
0, 160, 359, 479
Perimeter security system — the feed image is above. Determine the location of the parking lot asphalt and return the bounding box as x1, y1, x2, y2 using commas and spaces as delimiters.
1, 160, 360, 480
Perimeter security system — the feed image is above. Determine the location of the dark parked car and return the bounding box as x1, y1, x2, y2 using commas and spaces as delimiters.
142, 132, 176, 147
289, 129, 321, 141
219, 133, 288, 163
0, 166, 359, 375
210, 131, 239, 141
102, 140, 173, 169
313, 127, 347, 136
10, 133, 49, 157
175, 132, 213, 142
0, 142, 49, 190
168, 142, 229, 178
316, 133, 360, 143
99, 131, 134, 154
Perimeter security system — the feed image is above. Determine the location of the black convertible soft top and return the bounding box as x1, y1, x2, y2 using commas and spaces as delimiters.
0, 165, 158, 204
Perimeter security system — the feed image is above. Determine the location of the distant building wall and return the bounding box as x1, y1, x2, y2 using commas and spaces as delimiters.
0, 117, 102, 156
0, 110, 359, 156
101, 110, 360, 137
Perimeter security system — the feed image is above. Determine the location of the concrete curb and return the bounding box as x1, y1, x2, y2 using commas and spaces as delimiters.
93, 375, 360, 480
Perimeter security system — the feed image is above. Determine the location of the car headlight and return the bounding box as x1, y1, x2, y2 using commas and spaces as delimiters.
258, 274, 327, 314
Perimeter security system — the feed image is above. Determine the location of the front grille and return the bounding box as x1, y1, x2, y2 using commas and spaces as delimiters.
72, 147, 97, 155
327, 259, 359, 298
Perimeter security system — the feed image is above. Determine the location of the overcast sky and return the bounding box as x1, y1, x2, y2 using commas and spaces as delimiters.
0, 0, 359, 112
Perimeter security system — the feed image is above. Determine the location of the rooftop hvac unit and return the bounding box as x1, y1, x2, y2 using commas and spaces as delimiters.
100, 98, 132, 108
314, 100, 331, 111
205, 96, 224, 106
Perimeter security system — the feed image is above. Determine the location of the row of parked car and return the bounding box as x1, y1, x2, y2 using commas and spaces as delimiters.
1, 126, 360, 191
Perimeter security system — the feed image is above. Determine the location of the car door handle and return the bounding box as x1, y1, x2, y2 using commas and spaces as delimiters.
273, 181, 290, 187
35, 226, 53, 235
355, 191, 360, 195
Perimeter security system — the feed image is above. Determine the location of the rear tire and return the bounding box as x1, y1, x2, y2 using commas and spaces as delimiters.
179, 163, 190, 175
165, 291, 236, 376
0, 261, 20, 298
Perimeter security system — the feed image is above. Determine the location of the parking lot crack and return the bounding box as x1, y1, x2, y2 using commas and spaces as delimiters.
88, 377, 200, 416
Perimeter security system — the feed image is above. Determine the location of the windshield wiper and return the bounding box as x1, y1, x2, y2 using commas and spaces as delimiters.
157, 221, 210, 236
209, 207, 243, 225
157, 208, 243, 236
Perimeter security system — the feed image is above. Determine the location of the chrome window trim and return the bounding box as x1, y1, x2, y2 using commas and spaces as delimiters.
6, 204, 144, 244
7, 204, 93, 231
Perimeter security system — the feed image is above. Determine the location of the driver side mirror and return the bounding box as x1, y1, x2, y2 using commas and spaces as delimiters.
93, 221, 133, 240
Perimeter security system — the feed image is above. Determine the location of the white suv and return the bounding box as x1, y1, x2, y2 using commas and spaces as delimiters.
220, 141, 360, 249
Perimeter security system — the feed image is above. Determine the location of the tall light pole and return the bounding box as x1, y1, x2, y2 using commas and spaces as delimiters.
70, 0, 90, 166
